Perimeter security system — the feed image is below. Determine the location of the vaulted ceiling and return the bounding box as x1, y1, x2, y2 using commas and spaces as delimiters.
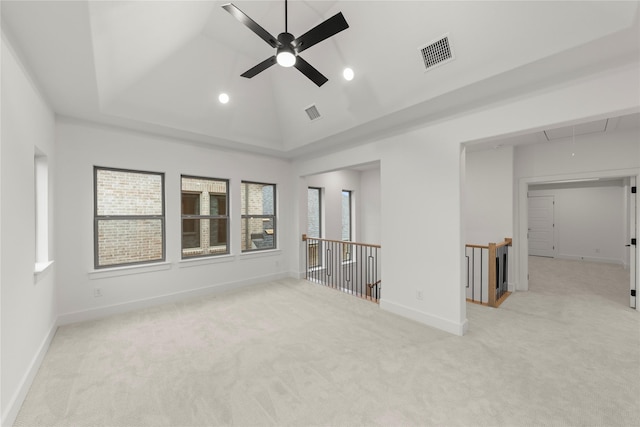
2, 1, 639, 158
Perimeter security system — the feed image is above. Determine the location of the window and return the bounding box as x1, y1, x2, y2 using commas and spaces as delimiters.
35, 149, 50, 270
94, 167, 165, 268
307, 187, 322, 267
241, 181, 276, 252
341, 190, 352, 241
307, 187, 322, 238
342, 190, 353, 261
181, 176, 229, 258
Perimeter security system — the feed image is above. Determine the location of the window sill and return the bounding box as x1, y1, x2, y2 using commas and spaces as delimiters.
34, 260, 54, 276
89, 262, 171, 280
239, 249, 282, 260
178, 254, 235, 268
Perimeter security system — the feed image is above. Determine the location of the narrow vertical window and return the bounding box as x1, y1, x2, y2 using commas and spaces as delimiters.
241, 181, 276, 252
181, 176, 229, 258
342, 190, 353, 262
94, 167, 165, 268
307, 187, 322, 267
34, 149, 50, 271
342, 190, 352, 241
307, 187, 322, 238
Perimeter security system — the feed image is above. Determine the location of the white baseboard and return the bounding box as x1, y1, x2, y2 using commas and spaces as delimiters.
57, 272, 289, 326
555, 254, 624, 265
2, 321, 58, 427
289, 270, 306, 280
379, 299, 468, 336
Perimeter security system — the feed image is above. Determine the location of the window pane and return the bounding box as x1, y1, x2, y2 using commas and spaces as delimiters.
182, 219, 201, 249
261, 185, 274, 215
308, 188, 321, 238
35, 152, 49, 264
209, 218, 228, 247
182, 219, 228, 257
182, 193, 200, 215
342, 190, 351, 241
97, 169, 162, 216
242, 182, 274, 215
210, 194, 227, 216
97, 219, 163, 267
242, 217, 275, 250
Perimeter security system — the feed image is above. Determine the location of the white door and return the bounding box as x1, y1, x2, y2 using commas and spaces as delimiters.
528, 195, 555, 257
630, 178, 637, 309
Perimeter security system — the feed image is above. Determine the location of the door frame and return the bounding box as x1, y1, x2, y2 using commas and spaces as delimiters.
629, 176, 637, 308
516, 167, 640, 308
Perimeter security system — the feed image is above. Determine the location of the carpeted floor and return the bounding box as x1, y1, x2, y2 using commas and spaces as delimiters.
14, 257, 640, 426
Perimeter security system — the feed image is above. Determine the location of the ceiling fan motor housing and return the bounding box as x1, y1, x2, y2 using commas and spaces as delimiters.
276, 32, 297, 67
277, 32, 295, 48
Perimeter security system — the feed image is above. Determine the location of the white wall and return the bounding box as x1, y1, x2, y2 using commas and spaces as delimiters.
1, 34, 57, 426
529, 182, 626, 264
357, 167, 382, 245
54, 119, 294, 323
465, 147, 514, 245
515, 128, 640, 178
359, 168, 381, 245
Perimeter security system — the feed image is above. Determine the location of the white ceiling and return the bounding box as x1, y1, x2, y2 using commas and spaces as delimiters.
466, 111, 640, 152
2, 1, 639, 158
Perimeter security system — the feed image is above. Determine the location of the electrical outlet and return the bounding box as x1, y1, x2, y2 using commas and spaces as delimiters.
416, 290, 424, 300
94, 288, 102, 298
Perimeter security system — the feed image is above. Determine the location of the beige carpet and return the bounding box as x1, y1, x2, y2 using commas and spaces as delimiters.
14, 257, 640, 426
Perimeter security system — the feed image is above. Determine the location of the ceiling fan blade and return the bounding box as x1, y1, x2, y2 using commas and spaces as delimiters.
293, 12, 349, 54
294, 56, 328, 87
241, 56, 277, 78
222, 3, 279, 48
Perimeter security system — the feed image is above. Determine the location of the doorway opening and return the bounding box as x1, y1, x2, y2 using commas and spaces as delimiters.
522, 175, 637, 309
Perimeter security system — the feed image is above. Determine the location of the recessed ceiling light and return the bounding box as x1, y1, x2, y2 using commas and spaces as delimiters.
343, 67, 354, 81
218, 93, 229, 104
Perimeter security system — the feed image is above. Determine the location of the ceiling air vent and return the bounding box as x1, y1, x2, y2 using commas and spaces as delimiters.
305, 104, 322, 121
419, 34, 454, 71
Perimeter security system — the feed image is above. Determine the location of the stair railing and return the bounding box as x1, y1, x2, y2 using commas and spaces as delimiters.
465, 238, 512, 307
302, 234, 381, 303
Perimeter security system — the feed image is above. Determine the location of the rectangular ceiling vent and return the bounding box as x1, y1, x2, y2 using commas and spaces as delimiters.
419, 34, 454, 71
305, 104, 322, 121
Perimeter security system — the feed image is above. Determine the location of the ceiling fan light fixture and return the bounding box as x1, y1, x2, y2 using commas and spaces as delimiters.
222, 3, 349, 86
343, 67, 354, 81
218, 93, 230, 104
276, 47, 296, 67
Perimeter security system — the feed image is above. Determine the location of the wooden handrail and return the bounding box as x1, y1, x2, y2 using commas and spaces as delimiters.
465, 238, 512, 250
496, 237, 512, 248
466, 243, 489, 249
302, 234, 381, 249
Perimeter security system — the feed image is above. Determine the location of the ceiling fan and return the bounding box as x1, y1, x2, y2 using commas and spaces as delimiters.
222, 0, 349, 87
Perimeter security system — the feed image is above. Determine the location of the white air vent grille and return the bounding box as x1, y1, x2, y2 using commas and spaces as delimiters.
305, 105, 321, 121
420, 34, 454, 71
